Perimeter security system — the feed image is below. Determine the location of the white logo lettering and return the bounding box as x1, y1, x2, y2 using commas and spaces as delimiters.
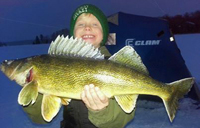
125, 39, 161, 46
125, 39, 135, 47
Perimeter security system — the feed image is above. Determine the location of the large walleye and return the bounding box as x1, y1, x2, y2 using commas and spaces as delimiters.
0, 35, 194, 122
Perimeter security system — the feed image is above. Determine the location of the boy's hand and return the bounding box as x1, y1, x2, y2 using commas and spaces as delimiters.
81, 84, 109, 111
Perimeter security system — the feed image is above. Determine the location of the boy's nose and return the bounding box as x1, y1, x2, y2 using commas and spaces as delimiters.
85, 25, 91, 31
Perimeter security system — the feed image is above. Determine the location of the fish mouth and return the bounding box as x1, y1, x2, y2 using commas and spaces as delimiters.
0, 60, 9, 72
0, 60, 33, 84
0, 62, 5, 72
0, 60, 17, 80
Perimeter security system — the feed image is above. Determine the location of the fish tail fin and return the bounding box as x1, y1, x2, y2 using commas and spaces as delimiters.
162, 77, 194, 122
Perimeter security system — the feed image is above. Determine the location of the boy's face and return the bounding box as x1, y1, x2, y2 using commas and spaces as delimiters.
74, 14, 103, 48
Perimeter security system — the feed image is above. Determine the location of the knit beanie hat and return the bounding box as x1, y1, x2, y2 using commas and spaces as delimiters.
70, 4, 109, 46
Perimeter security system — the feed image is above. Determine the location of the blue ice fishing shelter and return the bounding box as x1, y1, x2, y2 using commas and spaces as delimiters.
105, 12, 200, 100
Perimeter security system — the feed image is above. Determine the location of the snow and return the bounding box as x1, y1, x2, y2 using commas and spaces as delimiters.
0, 34, 200, 128
126, 98, 200, 128
175, 34, 200, 89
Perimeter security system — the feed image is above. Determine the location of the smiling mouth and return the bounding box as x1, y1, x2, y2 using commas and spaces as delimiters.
82, 35, 95, 39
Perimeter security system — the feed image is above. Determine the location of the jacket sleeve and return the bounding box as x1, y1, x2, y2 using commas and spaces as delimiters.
88, 98, 135, 128
22, 93, 47, 124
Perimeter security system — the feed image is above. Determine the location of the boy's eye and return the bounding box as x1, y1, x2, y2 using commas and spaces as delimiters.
92, 23, 98, 27
77, 23, 85, 27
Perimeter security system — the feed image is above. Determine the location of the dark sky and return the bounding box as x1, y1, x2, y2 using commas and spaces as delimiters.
0, 0, 200, 42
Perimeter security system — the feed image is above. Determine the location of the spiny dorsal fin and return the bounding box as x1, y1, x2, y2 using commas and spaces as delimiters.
48, 35, 104, 59
114, 94, 138, 113
108, 46, 149, 75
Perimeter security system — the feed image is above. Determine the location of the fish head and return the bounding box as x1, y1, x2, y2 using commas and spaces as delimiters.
0, 57, 34, 86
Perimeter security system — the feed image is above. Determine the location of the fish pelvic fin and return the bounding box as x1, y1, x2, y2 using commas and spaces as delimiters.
114, 94, 138, 113
41, 95, 61, 122
162, 77, 194, 122
18, 81, 38, 106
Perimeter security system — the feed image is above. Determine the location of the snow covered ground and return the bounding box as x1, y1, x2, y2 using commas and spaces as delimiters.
175, 34, 200, 89
0, 34, 200, 128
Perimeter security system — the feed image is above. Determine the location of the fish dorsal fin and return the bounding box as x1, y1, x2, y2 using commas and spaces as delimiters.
48, 35, 104, 59
114, 94, 138, 113
108, 46, 149, 75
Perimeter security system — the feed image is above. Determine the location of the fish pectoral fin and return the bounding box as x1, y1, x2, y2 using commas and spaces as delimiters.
61, 98, 71, 105
18, 81, 38, 106
42, 95, 61, 122
114, 94, 138, 113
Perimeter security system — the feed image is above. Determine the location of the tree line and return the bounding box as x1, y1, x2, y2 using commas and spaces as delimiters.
0, 42, 7, 46
161, 10, 200, 34
33, 29, 69, 44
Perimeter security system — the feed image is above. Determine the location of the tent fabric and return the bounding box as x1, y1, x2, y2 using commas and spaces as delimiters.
106, 12, 200, 100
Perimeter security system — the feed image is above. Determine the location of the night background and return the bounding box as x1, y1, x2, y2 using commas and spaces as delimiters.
0, 0, 200, 44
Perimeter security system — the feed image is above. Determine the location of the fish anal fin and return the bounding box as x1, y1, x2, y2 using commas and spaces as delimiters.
18, 81, 38, 106
115, 94, 138, 113
61, 98, 71, 105
42, 95, 61, 122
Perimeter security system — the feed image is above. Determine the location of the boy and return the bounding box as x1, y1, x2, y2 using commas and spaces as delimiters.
24, 4, 134, 128
63, 4, 135, 128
